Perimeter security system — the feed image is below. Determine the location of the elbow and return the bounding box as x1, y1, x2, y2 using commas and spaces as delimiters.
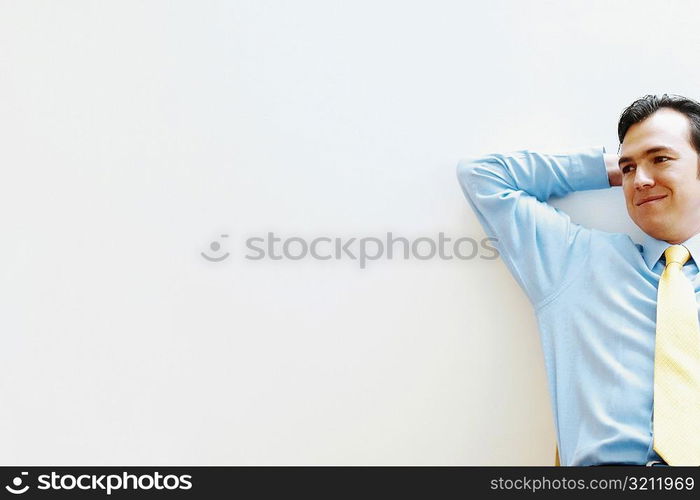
455, 158, 479, 192
456, 155, 505, 196
455, 159, 472, 181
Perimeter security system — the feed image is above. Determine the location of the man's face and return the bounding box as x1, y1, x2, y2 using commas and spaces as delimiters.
619, 108, 700, 244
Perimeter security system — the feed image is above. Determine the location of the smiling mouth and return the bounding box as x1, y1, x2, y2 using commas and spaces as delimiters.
636, 195, 667, 206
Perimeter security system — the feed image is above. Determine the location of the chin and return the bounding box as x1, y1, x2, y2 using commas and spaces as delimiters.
635, 222, 667, 240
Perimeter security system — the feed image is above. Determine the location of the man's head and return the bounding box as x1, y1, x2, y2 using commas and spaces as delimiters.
617, 94, 700, 244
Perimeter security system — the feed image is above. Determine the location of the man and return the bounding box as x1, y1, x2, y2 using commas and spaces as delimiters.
456, 94, 700, 466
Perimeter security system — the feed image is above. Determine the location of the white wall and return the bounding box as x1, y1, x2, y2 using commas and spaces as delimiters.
1, 0, 698, 465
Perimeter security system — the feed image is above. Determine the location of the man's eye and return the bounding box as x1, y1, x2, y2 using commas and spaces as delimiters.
621, 165, 635, 174
655, 156, 670, 163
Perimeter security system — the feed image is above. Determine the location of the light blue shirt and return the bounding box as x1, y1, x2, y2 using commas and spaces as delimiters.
456, 146, 700, 466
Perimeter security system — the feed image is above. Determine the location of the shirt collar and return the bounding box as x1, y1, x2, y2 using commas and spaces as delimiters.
641, 231, 700, 270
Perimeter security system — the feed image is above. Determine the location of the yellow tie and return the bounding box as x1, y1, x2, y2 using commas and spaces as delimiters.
653, 244, 700, 465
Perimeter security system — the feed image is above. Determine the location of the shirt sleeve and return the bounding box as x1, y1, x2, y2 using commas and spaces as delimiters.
456, 146, 610, 309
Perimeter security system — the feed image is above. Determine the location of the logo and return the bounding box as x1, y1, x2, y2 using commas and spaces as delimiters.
5, 472, 29, 495
201, 234, 230, 262
199, 231, 499, 269
3, 471, 193, 495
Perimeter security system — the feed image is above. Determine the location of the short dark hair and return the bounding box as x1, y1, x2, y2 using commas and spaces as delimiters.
618, 94, 700, 177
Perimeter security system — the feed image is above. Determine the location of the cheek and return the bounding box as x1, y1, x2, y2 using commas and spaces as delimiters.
674, 189, 700, 211
623, 189, 635, 208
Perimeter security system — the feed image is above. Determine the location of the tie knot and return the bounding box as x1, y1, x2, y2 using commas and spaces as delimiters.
664, 244, 691, 267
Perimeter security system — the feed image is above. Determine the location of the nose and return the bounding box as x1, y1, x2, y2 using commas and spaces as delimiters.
633, 165, 655, 190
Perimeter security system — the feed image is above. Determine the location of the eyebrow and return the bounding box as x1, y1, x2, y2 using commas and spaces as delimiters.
618, 146, 679, 166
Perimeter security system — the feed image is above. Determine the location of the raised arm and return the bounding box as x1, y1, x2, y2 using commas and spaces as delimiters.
605, 152, 622, 187
456, 147, 611, 308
